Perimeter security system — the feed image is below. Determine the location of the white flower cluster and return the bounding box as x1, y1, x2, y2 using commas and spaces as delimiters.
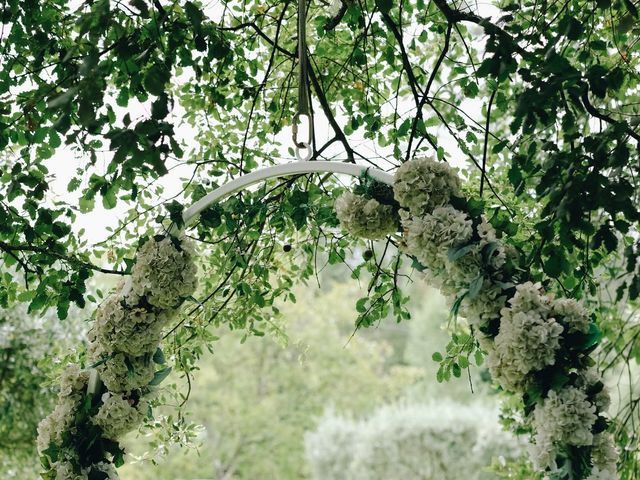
334, 191, 397, 240
487, 283, 564, 392
37, 364, 88, 454
459, 279, 508, 325
89, 347, 155, 394
327, 0, 343, 16
531, 385, 617, 479
533, 387, 597, 450
128, 235, 198, 309
39, 234, 198, 479
373, 157, 615, 478
393, 157, 462, 215
45, 460, 119, 480
92, 295, 170, 356
577, 369, 611, 411
552, 297, 591, 334
402, 206, 472, 273
37, 394, 82, 455
585, 467, 618, 480
92, 393, 148, 440
591, 433, 619, 474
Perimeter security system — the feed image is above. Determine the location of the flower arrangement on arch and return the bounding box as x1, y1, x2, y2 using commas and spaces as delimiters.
334, 157, 617, 480
37, 234, 197, 480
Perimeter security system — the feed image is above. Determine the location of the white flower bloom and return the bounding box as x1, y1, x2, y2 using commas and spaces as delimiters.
577, 369, 611, 411
393, 157, 462, 215
37, 394, 82, 454
89, 461, 120, 479
334, 191, 397, 240
92, 393, 147, 440
475, 331, 494, 353
401, 206, 472, 271
92, 294, 172, 356
128, 235, 198, 310
461, 280, 507, 325
327, 0, 342, 16
533, 387, 597, 448
487, 309, 564, 391
529, 433, 558, 471
445, 244, 483, 284
551, 297, 590, 334
58, 364, 90, 398
89, 346, 155, 393
507, 281, 551, 314
53, 461, 88, 480
585, 466, 618, 480
591, 433, 619, 473
477, 217, 497, 244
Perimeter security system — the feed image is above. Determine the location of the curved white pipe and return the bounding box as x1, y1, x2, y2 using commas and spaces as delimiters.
88, 162, 393, 396
181, 161, 394, 226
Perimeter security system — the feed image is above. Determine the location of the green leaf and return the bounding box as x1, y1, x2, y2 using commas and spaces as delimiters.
200, 205, 222, 229
149, 366, 172, 386
102, 186, 117, 210
543, 246, 570, 278
468, 275, 483, 299
559, 15, 584, 40
474, 350, 484, 366
166, 200, 184, 228
458, 356, 469, 369
143, 64, 170, 97
375, 0, 393, 13
355, 297, 367, 313
47, 88, 77, 109
448, 244, 475, 262
152, 348, 166, 365
432, 352, 443, 362
151, 94, 170, 119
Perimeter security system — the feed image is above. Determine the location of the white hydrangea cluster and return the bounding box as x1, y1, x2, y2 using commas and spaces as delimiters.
576, 369, 611, 411
401, 206, 472, 272
37, 364, 89, 454
533, 387, 597, 448
485, 283, 564, 391
37, 394, 83, 455
92, 393, 148, 440
552, 297, 591, 334
334, 191, 397, 240
444, 244, 483, 284
91, 294, 173, 356
373, 157, 615, 478
327, 0, 342, 16
460, 279, 508, 325
91, 349, 156, 394
59, 364, 91, 397
586, 467, 618, 480
393, 157, 462, 215
488, 309, 564, 391
128, 235, 198, 309
50, 460, 87, 480
39, 234, 197, 479
90, 462, 119, 480
591, 433, 619, 473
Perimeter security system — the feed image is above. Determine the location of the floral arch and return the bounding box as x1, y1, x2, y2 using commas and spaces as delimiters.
38, 158, 617, 480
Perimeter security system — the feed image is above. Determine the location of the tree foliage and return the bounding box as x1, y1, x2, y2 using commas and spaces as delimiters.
1, 0, 639, 477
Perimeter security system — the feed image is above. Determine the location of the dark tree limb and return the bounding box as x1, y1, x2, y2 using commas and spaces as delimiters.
480, 89, 497, 197
0, 241, 125, 275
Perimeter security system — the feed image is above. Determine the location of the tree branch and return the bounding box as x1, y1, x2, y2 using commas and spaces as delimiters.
0, 241, 125, 276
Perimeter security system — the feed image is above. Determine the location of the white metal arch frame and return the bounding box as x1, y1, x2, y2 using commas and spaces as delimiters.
88, 161, 393, 394
180, 161, 394, 227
